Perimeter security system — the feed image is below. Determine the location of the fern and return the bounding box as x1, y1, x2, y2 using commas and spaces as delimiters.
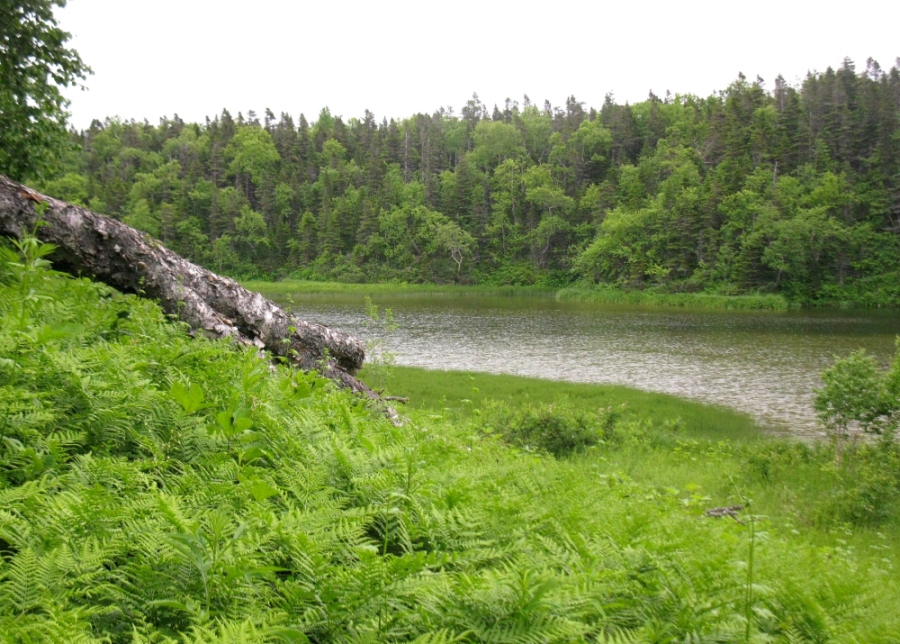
1, 241, 899, 642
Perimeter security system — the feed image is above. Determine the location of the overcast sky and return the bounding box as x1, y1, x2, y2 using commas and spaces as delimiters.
59, 0, 900, 130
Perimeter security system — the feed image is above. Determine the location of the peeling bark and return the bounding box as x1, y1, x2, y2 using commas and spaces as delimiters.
0, 175, 398, 422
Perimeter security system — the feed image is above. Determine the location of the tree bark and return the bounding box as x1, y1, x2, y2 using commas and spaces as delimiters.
0, 175, 397, 421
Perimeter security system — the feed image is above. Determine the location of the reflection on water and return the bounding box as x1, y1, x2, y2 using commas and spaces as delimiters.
279, 292, 900, 436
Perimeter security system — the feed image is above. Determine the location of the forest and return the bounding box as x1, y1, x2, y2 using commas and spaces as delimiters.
37, 58, 900, 304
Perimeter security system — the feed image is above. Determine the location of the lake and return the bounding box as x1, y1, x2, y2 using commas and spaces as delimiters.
270, 290, 900, 436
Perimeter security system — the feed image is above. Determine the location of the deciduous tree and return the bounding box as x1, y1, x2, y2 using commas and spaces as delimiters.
0, 0, 90, 180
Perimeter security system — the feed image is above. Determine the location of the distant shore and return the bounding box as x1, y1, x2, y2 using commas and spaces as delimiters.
243, 278, 790, 310
242, 278, 900, 311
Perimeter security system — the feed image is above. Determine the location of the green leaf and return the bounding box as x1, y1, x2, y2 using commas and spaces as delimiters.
234, 417, 253, 433
170, 381, 208, 414
249, 480, 279, 502
237, 472, 279, 501
238, 446, 268, 466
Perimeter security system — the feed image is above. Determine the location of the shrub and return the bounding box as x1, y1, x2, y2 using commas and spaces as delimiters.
815, 344, 900, 465
489, 401, 618, 457
814, 443, 900, 527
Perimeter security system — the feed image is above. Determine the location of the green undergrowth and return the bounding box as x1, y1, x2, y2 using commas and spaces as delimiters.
556, 286, 793, 311
2, 241, 900, 642
380, 366, 900, 552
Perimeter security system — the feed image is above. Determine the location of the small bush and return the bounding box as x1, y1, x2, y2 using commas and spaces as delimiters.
488, 401, 618, 457
814, 443, 900, 527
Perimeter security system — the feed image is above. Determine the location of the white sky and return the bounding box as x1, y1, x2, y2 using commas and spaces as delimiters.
59, 0, 900, 130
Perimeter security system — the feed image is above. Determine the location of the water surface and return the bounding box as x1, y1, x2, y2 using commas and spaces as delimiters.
274, 291, 900, 436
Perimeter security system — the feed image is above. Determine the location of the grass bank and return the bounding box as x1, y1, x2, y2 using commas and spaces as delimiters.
244, 278, 796, 311
373, 366, 763, 442
242, 278, 553, 300
377, 365, 900, 584
557, 285, 793, 310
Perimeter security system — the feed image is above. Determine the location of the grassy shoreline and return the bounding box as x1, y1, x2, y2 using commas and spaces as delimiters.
377, 366, 900, 556
244, 278, 795, 310
241, 278, 555, 299
374, 366, 766, 442
244, 278, 900, 311
555, 285, 794, 310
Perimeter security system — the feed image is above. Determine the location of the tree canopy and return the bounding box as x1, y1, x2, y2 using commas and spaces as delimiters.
33, 60, 900, 304
0, 0, 90, 180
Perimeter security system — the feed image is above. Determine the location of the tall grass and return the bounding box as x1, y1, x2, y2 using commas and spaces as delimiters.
557, 285, 793, 310
245, 278, 794, 311
242, 279, 554, 300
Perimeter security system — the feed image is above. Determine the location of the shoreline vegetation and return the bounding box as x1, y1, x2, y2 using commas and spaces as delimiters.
555, 286, 793, 310
241, 278, 556, 299
375, 366, 767, 442
242, 278, 886, 311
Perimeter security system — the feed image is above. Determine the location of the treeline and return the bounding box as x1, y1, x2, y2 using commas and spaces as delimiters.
41, 57, 900, 302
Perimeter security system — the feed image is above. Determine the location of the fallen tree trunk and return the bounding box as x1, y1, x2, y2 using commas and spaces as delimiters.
0, 174, 397, 420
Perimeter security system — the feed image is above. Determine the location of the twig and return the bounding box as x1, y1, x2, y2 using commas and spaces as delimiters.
704, 505, 746, 525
